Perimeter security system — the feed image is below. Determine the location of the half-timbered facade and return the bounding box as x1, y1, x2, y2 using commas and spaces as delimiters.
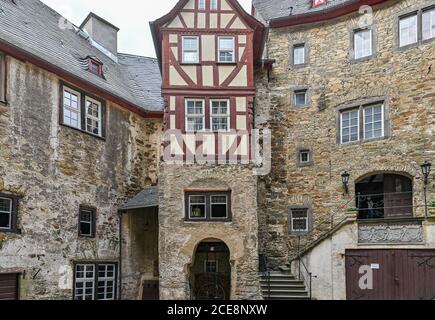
151, 0, 265, 300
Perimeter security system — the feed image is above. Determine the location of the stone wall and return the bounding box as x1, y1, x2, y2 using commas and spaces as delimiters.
0, 56, 162, 299
158, 163, 261, 300
256, 0, 435, 267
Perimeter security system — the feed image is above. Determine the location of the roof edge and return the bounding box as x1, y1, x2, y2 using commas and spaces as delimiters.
79, 12, 120, 31
269, 0, 389, 28
0, 39, 163, 119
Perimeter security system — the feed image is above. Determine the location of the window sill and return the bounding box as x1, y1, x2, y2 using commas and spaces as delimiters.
297, 161, 314, 168
216, 62, 237, 65
0, 228, 21, 234
180, 62, 200, 66
339, 135, 389, 147
290, 63, 308, 69
60, 123, 105, 141
349, 54, 375, 64
184, 218, 232, 223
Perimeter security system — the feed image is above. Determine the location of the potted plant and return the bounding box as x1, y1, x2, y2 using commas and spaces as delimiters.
429, 200, 435, 216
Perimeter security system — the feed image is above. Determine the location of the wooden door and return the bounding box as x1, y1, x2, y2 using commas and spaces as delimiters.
346, 250, 435, 300
142, 280, 159, 300
383, 175, 413, 217
0, 273, 19, 300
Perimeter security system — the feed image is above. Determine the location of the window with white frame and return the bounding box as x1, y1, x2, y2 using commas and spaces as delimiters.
210, 195, 228, 218
363, 104, 384, 140
186, 99, 205, 132
290, 208, 309, 233
74, 263, 116, 300
85, 97, 102, 136
188, 195, 207, 219
299, 150, 310, 164
198, 0, 206, 10
210, 100, 230, 131
423, 7, 435, 41
294, 89, 308, 107
293, 44, 305, 65
182, 37, 199, 63
186, 192, 231, 221
340, 109, 359, 144
218, 37, 235, 63
205, 260, 218, 273
211, 0, 218, 10
354, 29, 372, 59
0, 197, 12, 230
399, 13, 418, 47
63, 87, 81, 129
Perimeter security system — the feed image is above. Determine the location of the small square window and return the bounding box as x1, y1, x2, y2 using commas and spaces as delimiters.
399, 14, 418, 47
299, 150, 310, 164
293, 44, 305, 65
205, 260, 218, 273
294, 90, 308, 107
79, 207, 95, 238
290, 208, 309, 233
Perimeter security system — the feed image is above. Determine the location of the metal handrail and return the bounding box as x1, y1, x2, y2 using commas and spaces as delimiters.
259, 254, 271, 299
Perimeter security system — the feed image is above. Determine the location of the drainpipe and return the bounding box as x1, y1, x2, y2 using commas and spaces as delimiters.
118, 210, 124, 300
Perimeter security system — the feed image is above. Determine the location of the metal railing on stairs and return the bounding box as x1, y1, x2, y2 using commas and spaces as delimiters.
259, 254, 271, 299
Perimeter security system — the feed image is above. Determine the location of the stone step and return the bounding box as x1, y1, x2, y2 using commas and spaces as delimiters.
260, 272, 296, 278
264, 295, 311, 300
261, 289, 309, 296
261, 284, 306, 291
260, 279, 305, 286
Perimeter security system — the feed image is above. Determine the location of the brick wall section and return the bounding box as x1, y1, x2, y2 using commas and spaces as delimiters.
255, 0, 435, 267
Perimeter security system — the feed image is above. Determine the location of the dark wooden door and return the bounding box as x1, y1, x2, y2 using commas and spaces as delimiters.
346, 249, 435, 300
383, 175, 413, 217
142, 280, 159, 300
0, 273, 19, 300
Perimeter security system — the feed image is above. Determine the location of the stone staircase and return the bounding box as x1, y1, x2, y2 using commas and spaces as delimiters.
260, 271, 310, 300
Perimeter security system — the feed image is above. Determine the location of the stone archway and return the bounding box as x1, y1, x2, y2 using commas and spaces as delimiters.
189, 239, 231, 300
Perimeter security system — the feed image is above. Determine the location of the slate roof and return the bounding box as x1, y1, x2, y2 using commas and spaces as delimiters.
0, 0, 163, 113
252, 0, 351, 23
120, 186, 159, 211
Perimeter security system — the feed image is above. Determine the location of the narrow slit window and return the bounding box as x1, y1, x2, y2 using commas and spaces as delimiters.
293, 44, 305, 65
85, 97, 102, 137
79, 207, 95, 238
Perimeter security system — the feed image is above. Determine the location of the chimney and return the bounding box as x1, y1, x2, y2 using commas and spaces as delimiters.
80, 12, 119, 55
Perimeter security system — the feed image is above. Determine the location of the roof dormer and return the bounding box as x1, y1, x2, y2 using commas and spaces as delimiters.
312, 0, 327, 8
87, 56, 104, 78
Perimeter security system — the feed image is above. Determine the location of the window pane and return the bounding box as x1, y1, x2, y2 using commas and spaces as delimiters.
184, 38, 198, 51
190, 204, 206, 218
300, 151, 309, 163
294, 91, 307, 106
341, 109, 359, 143
198, 0, 205, 10
0, 212, 11, 229
219, 38, 234, 62
219, 38, 234, 50
399, 14, 418, 47
291, 208, 308, 232
354, 29, 372, 59
63, 89, 81, 129
293, 45, 305, 65
211, 0, 218, 10
364, 105, 384, 140
211, 204, 227, 218
80, 223, 91, 236
423, 9, 435, 40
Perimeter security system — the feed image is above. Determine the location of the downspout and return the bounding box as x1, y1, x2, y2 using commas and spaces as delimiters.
118, 210, 124, 300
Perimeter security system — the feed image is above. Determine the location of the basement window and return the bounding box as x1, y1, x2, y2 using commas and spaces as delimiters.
185, 192, 231, 221
0, 194, 19, 233
74, 263, 117, 300
78, 206, 96, 238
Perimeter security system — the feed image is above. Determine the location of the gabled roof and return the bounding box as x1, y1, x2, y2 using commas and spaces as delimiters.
253, 0, 389, 28
120, 186, 159, 211
0, 0, 163, 116
150, 0, 265, 71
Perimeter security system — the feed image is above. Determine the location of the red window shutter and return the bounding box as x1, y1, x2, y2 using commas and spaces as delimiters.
312, 0, 327, 8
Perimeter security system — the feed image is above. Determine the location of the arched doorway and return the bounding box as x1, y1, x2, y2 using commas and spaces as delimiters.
190, 240, 231, 300
355, 173, 413, 219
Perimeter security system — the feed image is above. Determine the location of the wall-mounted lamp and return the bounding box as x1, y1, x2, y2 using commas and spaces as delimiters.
421, 161, 431, 218
341, 171, 350, 195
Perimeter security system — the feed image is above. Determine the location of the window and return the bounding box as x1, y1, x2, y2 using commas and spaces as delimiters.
299, 150, 310, 164
185, 192, 231, 221
293, 44, 305, 65
182, 37, 199, 63
340, 109, 359, 144
294, 89, 308, 107
60, 84, 106, 138
354, 29, 372, 59
290, 208, 309, 233
399, 14, 418, 47
74, 263, 117, 300
211, 0, 218, 10
210, 100, 229, 131
423, 8, 435, 41
85, 97, 102, 136
79, 207, 96, 238
339, 102, 386, 144
0, 194, 19, 233
88, 58, 103, 77
218, 37, 235, 63
363, 104, 384, 140
185, 99, 205, 132
198, 0, 205, 10
0, 53, 5, 102
63, 87, 81, 129
205, 260, 218, 273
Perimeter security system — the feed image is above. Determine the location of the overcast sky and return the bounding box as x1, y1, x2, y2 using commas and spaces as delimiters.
41, 0, 252, 58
